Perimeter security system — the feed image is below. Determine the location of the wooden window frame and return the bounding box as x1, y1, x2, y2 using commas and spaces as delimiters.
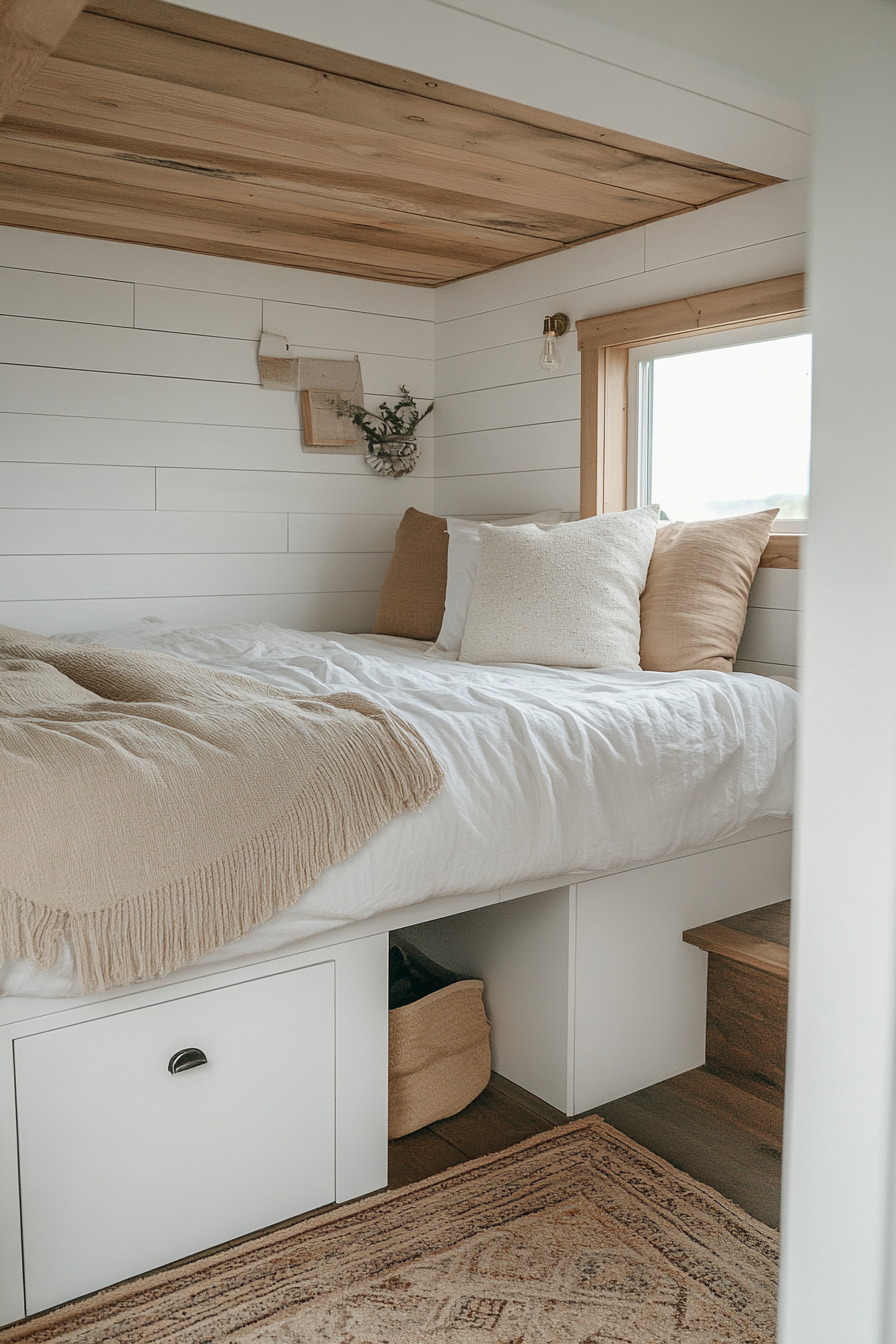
576, 273, 807, 520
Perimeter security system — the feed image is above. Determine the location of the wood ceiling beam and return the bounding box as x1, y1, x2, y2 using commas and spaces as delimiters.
0, 138, 556, 267
56, 13, 766, 209
0, 0, 86, 120
80, 0, 777, 184
0, 121, 604, 243
15, 60, 702, 230
0, 0, 781, 288
0, 162, 511, 282
0, 204, 453, 284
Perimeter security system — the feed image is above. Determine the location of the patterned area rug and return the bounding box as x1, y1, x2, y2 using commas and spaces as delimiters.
2, 1117, 778, 1344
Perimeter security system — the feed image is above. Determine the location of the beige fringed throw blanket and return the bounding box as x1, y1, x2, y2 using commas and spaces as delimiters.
0, 628, 444, 993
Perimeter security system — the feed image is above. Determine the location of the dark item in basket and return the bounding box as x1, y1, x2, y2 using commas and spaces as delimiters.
388, 935, 459, 1010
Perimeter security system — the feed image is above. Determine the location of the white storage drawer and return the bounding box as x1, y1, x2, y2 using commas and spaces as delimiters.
15, 960, 335, 1314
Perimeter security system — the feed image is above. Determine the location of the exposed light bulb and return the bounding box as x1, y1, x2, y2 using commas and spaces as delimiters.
539, 334, 560, 373
539, 314, 568, 373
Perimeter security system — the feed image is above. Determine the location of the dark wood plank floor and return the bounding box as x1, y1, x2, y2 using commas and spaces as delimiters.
594, 1068, 783, 1228
389, 1066, 783, 1228
388, 1072, 563, 1190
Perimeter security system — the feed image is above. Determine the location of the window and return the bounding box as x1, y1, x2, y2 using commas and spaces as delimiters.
630, 319, 812, 526
575, 274, 807, 523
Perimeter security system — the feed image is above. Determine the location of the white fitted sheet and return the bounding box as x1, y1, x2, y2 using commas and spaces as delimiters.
0, 620, 797, 997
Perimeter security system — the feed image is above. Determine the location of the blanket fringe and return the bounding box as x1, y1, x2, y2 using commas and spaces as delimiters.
0, 681, 443, 995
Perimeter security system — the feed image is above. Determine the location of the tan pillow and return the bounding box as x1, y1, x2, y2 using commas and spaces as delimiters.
0, 658, 103, 710
639, 510, 778, 673
372, 508, 449, 641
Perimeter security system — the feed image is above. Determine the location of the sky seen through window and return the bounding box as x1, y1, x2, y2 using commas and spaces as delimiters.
647, 333, 812, 522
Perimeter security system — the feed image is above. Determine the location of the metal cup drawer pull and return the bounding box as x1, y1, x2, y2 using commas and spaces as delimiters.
168, 1047, 209, 1075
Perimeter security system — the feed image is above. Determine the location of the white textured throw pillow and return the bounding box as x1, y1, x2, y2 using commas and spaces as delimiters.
433, 511, 563, 655
459, 506, 660, 668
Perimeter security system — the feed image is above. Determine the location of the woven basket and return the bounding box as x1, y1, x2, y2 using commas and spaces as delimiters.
388, 978, 492, 1139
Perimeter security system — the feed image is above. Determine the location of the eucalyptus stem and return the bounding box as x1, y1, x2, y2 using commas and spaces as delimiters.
334, 385, 433, 447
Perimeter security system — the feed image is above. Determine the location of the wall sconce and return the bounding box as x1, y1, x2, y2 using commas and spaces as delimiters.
539, 313, 570, 373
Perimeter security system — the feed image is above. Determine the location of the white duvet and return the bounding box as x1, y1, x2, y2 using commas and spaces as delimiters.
0, 620, 797, 998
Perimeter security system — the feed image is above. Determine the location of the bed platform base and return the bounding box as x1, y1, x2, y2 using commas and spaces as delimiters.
0, 816, 790, 1325
400, 818, 792, 1115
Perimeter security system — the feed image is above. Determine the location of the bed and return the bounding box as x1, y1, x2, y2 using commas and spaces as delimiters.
0, 619, 795, 999
0, 507, 799, 1322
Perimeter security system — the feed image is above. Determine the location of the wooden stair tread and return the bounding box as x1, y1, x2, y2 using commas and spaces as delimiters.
717, 899, 790, 947
683, 923, 789, 978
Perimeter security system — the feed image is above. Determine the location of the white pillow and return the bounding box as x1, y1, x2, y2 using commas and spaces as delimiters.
433, 510, 563, 656
458, 505, 660, 668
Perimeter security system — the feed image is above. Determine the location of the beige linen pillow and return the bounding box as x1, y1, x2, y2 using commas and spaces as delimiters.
0, 658, 103, 710
372, 508, 450, 641
639, 509, 778, 673
459, 505, 660, 668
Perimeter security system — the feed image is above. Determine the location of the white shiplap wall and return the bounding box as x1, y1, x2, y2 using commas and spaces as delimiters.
0, 228, 434, 634
432, 178, 809, 520
0, 179, 806, 636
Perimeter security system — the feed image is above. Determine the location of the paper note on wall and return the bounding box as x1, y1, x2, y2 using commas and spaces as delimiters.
258, 332, 298, 391
300, 389, 359, 446
257, 334, 365, 454
298, 357, 365, 454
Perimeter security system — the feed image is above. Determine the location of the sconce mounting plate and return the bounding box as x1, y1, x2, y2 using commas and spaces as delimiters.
543, 313, 570, 338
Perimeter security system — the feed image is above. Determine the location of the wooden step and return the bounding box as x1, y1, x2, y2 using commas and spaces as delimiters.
682, 898, 790, 977
683, 900, 791, 1110
682, 924, 789, 978
717, 898, 790, 947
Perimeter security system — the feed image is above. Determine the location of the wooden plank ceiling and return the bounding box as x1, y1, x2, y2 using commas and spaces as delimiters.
0, 0, 782, 287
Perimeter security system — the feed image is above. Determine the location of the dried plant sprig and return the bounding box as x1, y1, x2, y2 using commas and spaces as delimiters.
334, 385, 433, 445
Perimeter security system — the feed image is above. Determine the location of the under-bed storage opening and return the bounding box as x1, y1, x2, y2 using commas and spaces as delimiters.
399, 819, 792, 1116
14, 962, 337, 1315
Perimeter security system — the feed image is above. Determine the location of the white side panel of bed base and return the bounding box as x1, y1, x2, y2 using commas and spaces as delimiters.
401, 826, 791, 1116
0, 931, 388, 1328
571, 828, 791, 1110
0, 1037, 19, 1326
